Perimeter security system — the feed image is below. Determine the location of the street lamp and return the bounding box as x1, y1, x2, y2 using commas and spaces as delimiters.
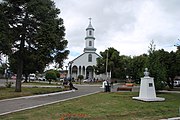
106, 50, 108, 80
68, 61, 73, 81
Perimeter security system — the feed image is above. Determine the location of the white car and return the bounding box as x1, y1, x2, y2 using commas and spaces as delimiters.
29, 74, 36, 81
38, 76, 46, 81
174, 80, 180, 87
59, 78, 65, 82
83, 79, 91, 83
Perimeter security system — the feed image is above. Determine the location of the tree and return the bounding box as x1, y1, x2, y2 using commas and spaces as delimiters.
166, 47, 180, 88
78, 75, 84, 84
54, 70, 60, 81
118, 55, 132, 79
148, 41, 167, 90
175, 46, 180, 76
95, 47, 121, 78
9, 49, 46, 82
130, 54, 148, 82
0, 0, 69, 92
45, 70, 57, 84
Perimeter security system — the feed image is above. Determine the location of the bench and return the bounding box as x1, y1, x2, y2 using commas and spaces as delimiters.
117, 86, 132, 91
117, 83, 134, 91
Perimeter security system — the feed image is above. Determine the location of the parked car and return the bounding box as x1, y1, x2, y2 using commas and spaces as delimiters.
38, 76, 46, 81
174, 80, 180, 87
83, 79, 91, 83
60, 78, 64, 82
11, 74, 16, 80
29, 74, 36, 81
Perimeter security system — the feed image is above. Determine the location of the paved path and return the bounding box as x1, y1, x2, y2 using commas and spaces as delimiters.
0, 85, 105, 116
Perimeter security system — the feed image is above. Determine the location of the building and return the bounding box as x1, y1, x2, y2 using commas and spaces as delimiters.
68, 19, 100, 80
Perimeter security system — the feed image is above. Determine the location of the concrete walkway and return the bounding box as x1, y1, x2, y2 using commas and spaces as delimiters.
0, 85, 103, 116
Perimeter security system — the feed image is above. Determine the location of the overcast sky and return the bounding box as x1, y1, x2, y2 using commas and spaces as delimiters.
54, 0, 180, 67
1, 0, 180, 69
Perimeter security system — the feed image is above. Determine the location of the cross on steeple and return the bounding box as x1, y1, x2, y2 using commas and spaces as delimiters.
89, 17, 92, 23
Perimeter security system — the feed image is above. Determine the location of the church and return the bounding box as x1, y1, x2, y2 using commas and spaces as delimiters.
67, 19, 100, 80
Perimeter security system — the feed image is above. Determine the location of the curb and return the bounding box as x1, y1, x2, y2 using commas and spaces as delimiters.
159, 90, 180, 94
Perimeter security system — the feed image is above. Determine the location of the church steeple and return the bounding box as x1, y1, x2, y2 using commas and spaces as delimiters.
84, 18, 96, 53
86, 18, 94, 30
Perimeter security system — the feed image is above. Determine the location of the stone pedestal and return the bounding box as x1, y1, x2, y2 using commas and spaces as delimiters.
133, 77, 165, 102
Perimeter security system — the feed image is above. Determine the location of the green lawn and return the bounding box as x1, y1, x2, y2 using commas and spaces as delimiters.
0, 92, 179, 120
0, 87, 66, 100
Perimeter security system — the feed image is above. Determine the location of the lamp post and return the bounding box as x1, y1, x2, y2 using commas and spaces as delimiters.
68, 61, 73, 81
106, 50, 108, 80
124, 67, 127, 80
4, 54, 9, 82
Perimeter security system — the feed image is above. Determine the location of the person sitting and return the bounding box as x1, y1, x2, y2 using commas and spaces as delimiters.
69, 81, 78, 90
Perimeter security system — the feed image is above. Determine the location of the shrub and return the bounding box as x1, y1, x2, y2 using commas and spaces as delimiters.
5, 82, 13, 88
45, 71, 57, 84
78, 75, 84, 84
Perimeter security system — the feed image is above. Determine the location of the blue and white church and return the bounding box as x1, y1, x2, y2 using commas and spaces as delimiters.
68, 19, 100, 80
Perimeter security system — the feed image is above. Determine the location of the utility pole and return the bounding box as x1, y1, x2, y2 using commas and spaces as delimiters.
106, 50, 108, 80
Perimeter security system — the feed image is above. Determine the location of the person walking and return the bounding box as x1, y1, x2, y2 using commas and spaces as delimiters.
104, 80, 110, 92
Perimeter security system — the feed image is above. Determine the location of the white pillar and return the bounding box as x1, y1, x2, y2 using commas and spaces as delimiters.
77, 66, 79, 77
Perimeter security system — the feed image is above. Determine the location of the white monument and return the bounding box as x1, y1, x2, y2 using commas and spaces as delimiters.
133, 68, 165, 102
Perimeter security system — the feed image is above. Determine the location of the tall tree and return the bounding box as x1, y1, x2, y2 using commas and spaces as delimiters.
95, 47, 121, 78
130, 54, 148, 81
0, 0, 69, 92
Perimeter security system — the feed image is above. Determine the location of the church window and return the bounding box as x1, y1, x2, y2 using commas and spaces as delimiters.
89, 41, 92, 46
89, 30, 92, 36
88, 54, 92, 62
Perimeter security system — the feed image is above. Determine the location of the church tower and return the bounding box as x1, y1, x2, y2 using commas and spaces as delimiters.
68, 18, 100, 80
84, 18, 97, 53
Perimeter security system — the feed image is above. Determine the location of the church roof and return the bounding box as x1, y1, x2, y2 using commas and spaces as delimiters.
71, 52, 101, 63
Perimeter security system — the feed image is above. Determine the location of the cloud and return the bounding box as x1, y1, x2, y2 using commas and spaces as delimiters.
54, 0, 180, 67
1, 0, 179, 69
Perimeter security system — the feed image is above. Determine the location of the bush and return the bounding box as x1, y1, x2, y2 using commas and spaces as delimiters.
45, 71, 57, 84
5, 82, 13, 88
78, 75, 84, 84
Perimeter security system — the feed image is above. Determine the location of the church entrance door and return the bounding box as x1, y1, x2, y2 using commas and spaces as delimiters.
86, 66, 94, 80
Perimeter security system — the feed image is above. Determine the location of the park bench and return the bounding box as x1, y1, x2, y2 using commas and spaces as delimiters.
117, 83, 134, 91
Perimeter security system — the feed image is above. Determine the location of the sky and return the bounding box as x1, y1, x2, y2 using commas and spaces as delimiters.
0, 0, 180, 69
54, 0, 180, 68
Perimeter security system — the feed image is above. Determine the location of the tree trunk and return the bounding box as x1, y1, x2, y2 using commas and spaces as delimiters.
15, 13, 27, 92
15, 58, 23, 92
24, 74, 28, 83
167, 77, 174, 89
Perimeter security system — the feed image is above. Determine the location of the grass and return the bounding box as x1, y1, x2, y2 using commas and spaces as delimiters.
0, 92, 179, 120
0, 87, 66, 100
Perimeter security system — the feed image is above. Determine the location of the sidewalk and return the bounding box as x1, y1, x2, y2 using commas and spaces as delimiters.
0, 85, 102, 116
159, 90, 180, 94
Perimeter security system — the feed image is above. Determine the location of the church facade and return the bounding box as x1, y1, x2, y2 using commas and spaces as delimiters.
68, 20, 100, 80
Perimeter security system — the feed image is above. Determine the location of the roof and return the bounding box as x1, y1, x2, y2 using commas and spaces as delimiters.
70, 52, 101, 63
